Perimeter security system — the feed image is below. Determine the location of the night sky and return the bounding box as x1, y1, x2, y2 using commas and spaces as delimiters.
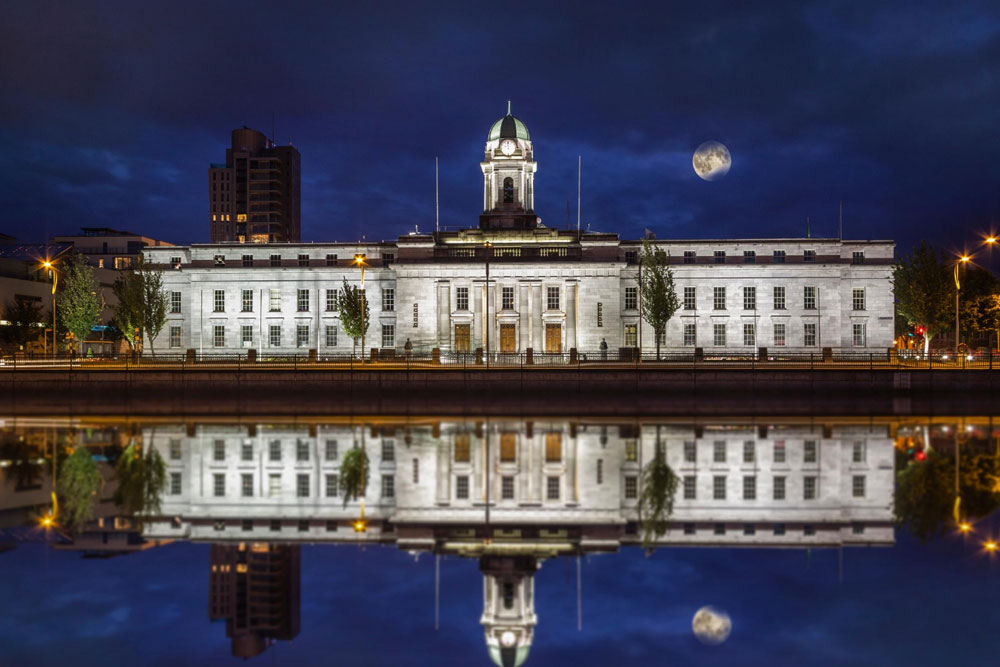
2, 530, 1000, 665
2, 2, 1000, 255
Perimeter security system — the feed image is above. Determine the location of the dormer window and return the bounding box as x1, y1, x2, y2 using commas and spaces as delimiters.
503, 177, 514, 203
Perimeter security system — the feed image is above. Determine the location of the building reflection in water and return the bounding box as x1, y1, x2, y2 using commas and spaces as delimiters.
131, 417, 896, 664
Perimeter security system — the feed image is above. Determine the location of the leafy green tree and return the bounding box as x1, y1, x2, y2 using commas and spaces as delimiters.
338, 279, 370, 359
59, 446, 101, 532
639, 240, 680, 359
339, 446, 369, 507
638, 442, 679, 549
57, 254, 101, 354
113, 441, 166, 525
111, 267, 168, 356
1, 298, 44, 349
956, 267, 1000, 347
893, 242, 953, 354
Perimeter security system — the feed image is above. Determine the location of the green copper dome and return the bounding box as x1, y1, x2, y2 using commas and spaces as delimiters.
488, 102, 531, 142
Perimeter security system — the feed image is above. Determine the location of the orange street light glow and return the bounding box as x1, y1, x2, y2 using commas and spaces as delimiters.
352, 519, 368, 532
959, 255, 971, 263
986, 237, 997, 245
984, 540, 998, 552
958, 522, 973, 534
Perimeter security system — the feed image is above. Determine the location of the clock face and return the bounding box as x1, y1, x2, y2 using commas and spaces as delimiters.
500, 140, 516, 156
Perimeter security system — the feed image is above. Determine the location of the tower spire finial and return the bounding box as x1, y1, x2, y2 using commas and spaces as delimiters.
507, 100, 511, 115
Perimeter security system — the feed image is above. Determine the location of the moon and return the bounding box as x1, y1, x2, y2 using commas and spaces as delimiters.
692, 606, 732, 644
692, 141, 732, 181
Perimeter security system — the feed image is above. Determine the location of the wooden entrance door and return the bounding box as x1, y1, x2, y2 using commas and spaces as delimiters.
499, 324, 516, 353
545, 323, 562, 353
454, 324, 471, 352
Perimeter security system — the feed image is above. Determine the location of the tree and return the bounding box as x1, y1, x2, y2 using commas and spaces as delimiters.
638, 440, 679, 549
338, 279, 370, 359
956, 266, 1000, 347
112, 266, 168, 356
57, 254, 101, 354
113, 441, 166, 525
339, 446, 369, 507
639, 240, 680, 359
59, 446, 101, 533
1, 298, 44, 349
892, 242, 952, 355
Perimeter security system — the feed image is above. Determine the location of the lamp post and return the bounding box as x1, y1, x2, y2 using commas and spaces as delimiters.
354, 253, 367, 362
484, 241, 492, 367
955, 255, 971, 359
41, 260, 58, 358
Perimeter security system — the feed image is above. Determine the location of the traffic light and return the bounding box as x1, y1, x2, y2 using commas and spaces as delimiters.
916, 325, 926, 335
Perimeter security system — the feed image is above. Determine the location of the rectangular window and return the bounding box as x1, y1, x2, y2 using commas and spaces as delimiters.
803, 286, 816, 310
683, 286, 696, 310
297, 289, 310, 312
456, 475, 469, 499
714, 250, 726, 264
297, 474, 309, 498
381, 440, 395, 462
852, 441, 866, 463
170, 256, 182, 266
296, 440, 309, 462
853, 523, 865, 535
713, 475, 726, 500
298, 254, 309, 267
325, 289, 338, 312
412, 303, 419, 328
744, 250, 756, 264
270, 254, 281, 267
853, 323, 866, 347
269, 325, 281, 347
502, 286, 514, 310
624, 286, 638, 310
683, 250, 696, 264
852, 475, 866, 498
773, 286, 785, 310
804, 250, 816, 262
683, 441, 696, 463
325, 474, 339, 497
684, 475, 696, 500
624, 324, 637, 347
382, 324, 395, 348
804, 323, 817, 347
713, 287, 726, 310
743, 323, 756, 347
773, 322, 786, 346
852, 288, 866, 311
325, 440, 338, 460
325, 325, 338, 347
213, 290, 225, 313
596, 302, 603, 327
269, 440, 281, 461
804, 476, 817, 500
774, 441, 786, 463
241, 442, 253, 462
683, 323, 696, 346
213, 439, 225, 462
412, 458, 419, 484
213, 473, 225, 497
213, 325, 225, 348
326, 253, 338, 266
169, 326, 181, 348
774, 523, 786, 535
268, 474, 281, 497
684, 523, 696, 535
169, 439, 182, 460
743, 475, 757, 500
382, 474, 395, 498
546, 433, 562, 462
625, 250, 638, 264
743, 286, 756, 310
454, 434, 470, 462
170, 291, 182, 314
596, 459, 604, 484
296, 325, 309, 348
241, 325, 252, 346
269, 288, 281, 312
713, 323, 726, 347
501, 476, 515, 499
241, 473, 253, 497
773, 476, 786, 500
804, 440, 817, 463
242, 254, 253, 268
744, 524, 756, 536
547, 286, 560, 310
852, 251, 865, 264
382, 288, 395, 312
453, 286, 469, 311
773, 250, 786, 263
713, 441, 726, 463
241, 289, 253, 312
624, 476, 637, 500
170, 472, 182, 495
743, 440, 755, 463
500, 433, 516, 462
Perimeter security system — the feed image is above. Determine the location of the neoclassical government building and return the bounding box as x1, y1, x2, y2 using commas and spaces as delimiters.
145, 109, 894, 356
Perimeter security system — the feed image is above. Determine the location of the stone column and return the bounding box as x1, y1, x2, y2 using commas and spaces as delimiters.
435, 437, 450, 504
436, 282, 450, 350
531, 283, 542, 350
566, 281, 578, 351
519, 283, 531, 351
474, 283, 483, 348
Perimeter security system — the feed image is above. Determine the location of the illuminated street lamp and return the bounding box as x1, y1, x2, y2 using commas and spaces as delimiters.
354, 253, 368, 362
984, 540, 998, 553
958, 521, 973, 534
40, 259, 58, 357
954, 255, 971, 358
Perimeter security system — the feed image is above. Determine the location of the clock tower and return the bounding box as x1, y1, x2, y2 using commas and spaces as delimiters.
479, 102, 538, 230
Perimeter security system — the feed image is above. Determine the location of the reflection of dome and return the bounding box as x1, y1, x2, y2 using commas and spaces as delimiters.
488, 103, 531, 142
488, 643, 531, 667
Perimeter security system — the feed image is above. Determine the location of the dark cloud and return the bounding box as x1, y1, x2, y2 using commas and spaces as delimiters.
1, 1, 999, 253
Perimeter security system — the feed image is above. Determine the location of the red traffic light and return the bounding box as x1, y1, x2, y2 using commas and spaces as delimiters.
916, 326, 925, 335
915, 451, 926, 461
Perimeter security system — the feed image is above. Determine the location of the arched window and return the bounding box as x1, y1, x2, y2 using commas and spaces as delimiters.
503, 177, 514, 203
